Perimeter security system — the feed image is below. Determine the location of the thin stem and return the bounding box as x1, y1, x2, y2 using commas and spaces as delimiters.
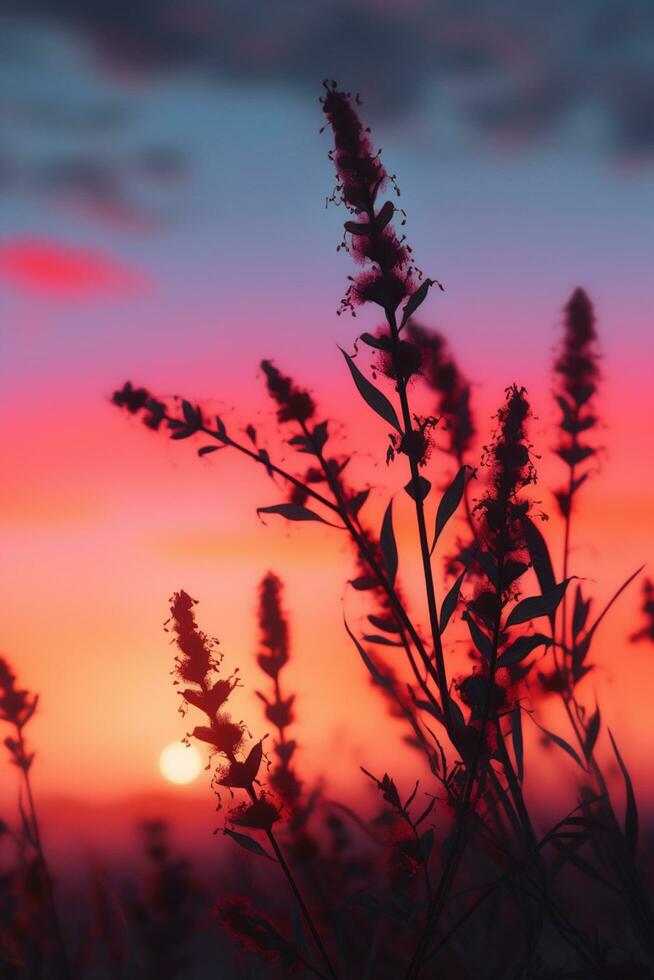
387, 308, 451, 729
264, 824, 338, 980
240, 780, 336, 979
17, 730, 70, 980
560, 457, 576, 683
403, 556, 506, 979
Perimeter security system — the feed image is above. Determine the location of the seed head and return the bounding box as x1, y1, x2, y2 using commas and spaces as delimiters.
406, 323, 475, 458
112, 382, 167, 430
555, 288, 600, 407
168, 590, 219, 687
475, 385, 535, 567
260, 361, 315, 424
321, 82, 420, 315
0, 658, 37, 730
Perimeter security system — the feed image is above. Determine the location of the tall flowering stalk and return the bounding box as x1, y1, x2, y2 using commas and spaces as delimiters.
321, 81, 451, 727
167, 591, 337, 979
553, 288, 600, 682
0, 657, 70, 979
254, 573, 323, 867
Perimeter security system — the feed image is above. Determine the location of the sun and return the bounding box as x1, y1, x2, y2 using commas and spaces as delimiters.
159, 742, 203, 785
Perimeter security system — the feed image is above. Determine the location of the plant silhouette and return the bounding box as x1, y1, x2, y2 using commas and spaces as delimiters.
2, 79, 651, 980
108, 82, 653, 980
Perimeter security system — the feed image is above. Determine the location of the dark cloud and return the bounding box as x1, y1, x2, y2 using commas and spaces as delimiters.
4, 0, 654, 161
0, 145, 185, 229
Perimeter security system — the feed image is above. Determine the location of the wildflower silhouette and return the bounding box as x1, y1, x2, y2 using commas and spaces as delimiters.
167, 590, 337, 978
0, 657, 70, 979
112, 83, 652, 980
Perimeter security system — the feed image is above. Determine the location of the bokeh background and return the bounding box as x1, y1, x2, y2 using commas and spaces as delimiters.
2, 1, 653, 862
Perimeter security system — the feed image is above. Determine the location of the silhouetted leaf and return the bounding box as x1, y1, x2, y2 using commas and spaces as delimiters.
198, 445, 221, 456
339, 347, 401, 432
557, 445, 595, 466
448, 695, 468, 746
572, 473, 589, 494
170, 425, 194, 440
414, 699, 444, 723
511, 708, 524, 782
223, 827, 275, 860
344, 617, 392, 689
348, 488, 370, 516
505, 579, 573, 628
345, 220, 374, 236
362, 634, 403, 647
572, 585, 591, 639
400, 278, 437, 328
414, 796, 437, 828
521, 515, 557, 619
404, 475, 431, 502
368, 614, 401, 634
584, 706, 601, 761
497, 633, 553, 667
258, 448, 274, 478
440, 569, 467, 633
376, 200, 395, 230
182, 400, 202, 427
350, 575, 377, 591
380, 500, 398, 585
361, 767, 402, 810
404, 781, 419, 810
215, 416, 227, 441
585, 566, 644, 643
257, 503, 328, 524
608, 729, 639, 858
312, 420, 329, 453
462, 610, 493, 661
531, 718, 586, 771
430, 466, 469, 554
359, 331, 391, 350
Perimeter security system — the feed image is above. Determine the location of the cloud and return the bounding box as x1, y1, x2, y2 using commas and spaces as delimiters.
7, 0, 654, 161
0, 240, 146, 297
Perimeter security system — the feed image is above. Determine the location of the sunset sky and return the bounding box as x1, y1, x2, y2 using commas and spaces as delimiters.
2, 4, 653, 859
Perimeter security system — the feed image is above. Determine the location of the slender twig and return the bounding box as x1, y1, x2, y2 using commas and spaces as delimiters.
264, 822, 338, 980
16, 730, 70, 980
239, 784, 337, 980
